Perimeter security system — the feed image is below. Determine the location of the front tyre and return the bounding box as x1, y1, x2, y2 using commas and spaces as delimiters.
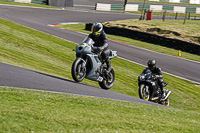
139, 84, 150, 101
99, 68, 115, 90
71, 58, 86, 82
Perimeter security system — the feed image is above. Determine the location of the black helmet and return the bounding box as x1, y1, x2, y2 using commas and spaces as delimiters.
147, 59, 156, 70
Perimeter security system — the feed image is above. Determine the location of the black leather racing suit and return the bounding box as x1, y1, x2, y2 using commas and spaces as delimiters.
149, 67, 164, 95
88, 31, 111, 70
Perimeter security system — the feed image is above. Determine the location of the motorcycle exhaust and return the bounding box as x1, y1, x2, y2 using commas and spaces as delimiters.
163, 91, 171, 101
151, 97, 159, 101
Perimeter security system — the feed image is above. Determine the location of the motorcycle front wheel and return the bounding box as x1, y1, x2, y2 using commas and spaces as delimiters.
71, 58, 86, 82
99, 68, 115, 90
139, 84, 150, 101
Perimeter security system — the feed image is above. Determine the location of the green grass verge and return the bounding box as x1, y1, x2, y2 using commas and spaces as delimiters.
0, 0, 57, 8
56, 22, 200, 62
0, 18, 200, 132
0, 87, 200, 132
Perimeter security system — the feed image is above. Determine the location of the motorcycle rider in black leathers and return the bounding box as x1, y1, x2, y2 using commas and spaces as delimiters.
88, 22, 111, 72
147, 59, 165, 99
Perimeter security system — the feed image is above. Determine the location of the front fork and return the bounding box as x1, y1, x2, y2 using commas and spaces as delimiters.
144, 85, 149, 97
76, 57, 87, 75
76, 54, 88, 69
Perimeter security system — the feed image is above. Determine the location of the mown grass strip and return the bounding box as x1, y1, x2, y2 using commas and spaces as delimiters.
0, 87, 200, 132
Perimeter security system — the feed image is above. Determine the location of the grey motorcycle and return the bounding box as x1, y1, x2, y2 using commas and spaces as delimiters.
71, 37, 117, 89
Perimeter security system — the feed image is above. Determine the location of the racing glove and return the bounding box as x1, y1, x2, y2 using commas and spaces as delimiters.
97, 47, 103, 52
92, 47, 99, 53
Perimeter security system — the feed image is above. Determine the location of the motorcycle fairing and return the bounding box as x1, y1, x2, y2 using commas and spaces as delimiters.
85, 54, 102, 81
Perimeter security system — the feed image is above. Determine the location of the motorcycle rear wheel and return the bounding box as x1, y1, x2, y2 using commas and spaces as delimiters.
139, 84, 150, 101
71, 59, 86, 82
99, 68, 115, 90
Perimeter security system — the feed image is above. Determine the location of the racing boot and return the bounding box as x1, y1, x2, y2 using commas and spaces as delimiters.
161, 92, 165, 100
159, 88, 165, 101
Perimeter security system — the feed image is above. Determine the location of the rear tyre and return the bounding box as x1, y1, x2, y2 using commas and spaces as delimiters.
71, 59, 86, 82
99, 68, 115, 90
139, 84, 150, 101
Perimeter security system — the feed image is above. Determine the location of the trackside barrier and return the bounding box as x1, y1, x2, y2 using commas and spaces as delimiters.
149, 0, 200, 4
12, 0, 47, 4
111, 4, 124, 11
197, 8, 200, 14
95, 3, 200, 14
15, 0, 31, 3
125, 4, 139, 11
9, 0, 73, 6
96, 3, 111, 11
169, 0, 181, 3
174, 6, 186, 13
149, 5, 163, 11
31, 0, 46, 4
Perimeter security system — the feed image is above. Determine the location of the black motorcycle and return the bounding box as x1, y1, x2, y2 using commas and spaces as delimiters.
138, 68, 171, 106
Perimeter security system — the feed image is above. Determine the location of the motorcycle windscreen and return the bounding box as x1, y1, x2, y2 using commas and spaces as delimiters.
142, 68, 151, 75
82, 37, 95, 46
